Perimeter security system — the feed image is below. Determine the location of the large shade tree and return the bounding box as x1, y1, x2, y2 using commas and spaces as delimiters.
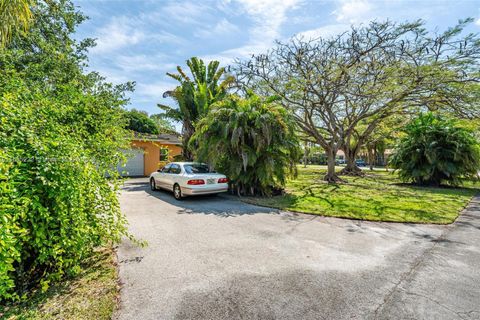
237, 19, 480, 182
158, 57, 234, 160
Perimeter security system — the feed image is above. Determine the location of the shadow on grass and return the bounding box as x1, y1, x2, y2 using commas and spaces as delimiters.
255, 174, 479, 224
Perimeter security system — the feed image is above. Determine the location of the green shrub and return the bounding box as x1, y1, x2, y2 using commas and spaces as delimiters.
192, 93, 301, 196
0, 73, 131, 301
0, 0, 133, 300
390, 113, 480, 186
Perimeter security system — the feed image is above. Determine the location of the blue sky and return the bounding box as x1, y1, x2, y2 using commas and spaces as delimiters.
74, 0, 480, 119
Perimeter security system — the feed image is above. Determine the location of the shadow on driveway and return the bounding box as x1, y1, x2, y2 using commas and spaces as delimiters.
121, 179, 451, 245
121, 178, 277, 217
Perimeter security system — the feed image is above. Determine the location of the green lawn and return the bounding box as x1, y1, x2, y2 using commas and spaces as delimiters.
0, 248, 118, 320
244, 166, 479, 224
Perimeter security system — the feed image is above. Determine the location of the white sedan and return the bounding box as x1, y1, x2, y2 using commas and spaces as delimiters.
149, 162, 229, 200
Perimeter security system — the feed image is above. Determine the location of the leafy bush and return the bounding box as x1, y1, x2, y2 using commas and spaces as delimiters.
192, 93, 301, 196
0, 1, 132, 300
0, 72, 131, 301
390, 113, 480, 186
125, 109, 159, 134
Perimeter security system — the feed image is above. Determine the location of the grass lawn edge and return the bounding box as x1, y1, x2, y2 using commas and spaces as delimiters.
239, 193, 478, 226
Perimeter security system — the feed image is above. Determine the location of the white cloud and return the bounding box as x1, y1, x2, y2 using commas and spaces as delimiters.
296, 24, 350, 40
94, 67, 131, 85
476, 18, 480, 26
91, 17, 145, 53
115, 54, 176, 73
136, 81, 176, 102
201, 43, 268, 66
150, 31, 186, 45
333, 0, 373, 23
161, 1, 210, 25
195, 18, 239, 38
90, 17, 185, 54
238, 0, 301, 43
206, 0, 301, 63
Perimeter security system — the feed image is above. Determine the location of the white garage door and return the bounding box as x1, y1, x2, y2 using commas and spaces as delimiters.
118, 149, 144, 176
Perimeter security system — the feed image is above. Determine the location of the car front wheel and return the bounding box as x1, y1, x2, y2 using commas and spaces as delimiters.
173, 184, 182, 200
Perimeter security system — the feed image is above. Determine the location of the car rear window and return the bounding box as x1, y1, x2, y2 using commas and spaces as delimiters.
169, 164, 181, 174
184, 164, 212, 174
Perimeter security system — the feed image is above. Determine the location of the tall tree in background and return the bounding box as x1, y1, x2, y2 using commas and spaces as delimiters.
338, 19, 480, 175
158, 57, 235, 160
237, 19, 480, 182
0, 0, 33, 47
125, 109, 159, 134
150, 114, 176, 134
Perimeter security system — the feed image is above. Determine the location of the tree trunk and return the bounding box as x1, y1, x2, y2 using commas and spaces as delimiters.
368, 147, 374, 171
303, 140, 308, 168
324, 147, 342, 183
339, 146, 364, 176
182, 139, 193, 161
182, 122, 195, 161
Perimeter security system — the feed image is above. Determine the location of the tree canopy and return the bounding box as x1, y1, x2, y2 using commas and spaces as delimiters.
149, 113, 176, 134
124, 109, 159, 134
237, 19, 480, 182
158, 57, 235, 160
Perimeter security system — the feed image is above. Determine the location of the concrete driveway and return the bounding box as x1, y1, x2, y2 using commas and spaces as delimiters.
115, 178, 480, 320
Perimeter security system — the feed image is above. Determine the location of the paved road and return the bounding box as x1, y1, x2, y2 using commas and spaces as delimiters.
115, 178, 480, 320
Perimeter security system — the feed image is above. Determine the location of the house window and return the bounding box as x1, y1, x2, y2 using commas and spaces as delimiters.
160, 148, 169, 161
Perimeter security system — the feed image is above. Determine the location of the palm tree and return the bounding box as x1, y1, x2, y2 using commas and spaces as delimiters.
192, 93, 301, 196
158, 57, 234, 160
0, 0, 33, 47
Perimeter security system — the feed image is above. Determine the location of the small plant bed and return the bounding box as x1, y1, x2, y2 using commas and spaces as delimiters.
0, 248, 118, 320
243, 166, 479, 224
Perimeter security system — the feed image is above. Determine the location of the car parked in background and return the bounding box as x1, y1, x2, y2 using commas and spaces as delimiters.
355, 159, 367, 167
149, 162, 229, 200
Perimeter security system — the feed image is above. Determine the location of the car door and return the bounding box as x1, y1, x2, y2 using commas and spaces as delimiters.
165, 163, 181, 190
155, 164, 171, 189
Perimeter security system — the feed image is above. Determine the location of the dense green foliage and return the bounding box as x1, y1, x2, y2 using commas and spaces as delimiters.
125, 109, 159, 134
390, 113, 480, 186
158, 57, 234, 160
149, 113, 176, 134
192, 93, 301, 196
0, 1, 131, 300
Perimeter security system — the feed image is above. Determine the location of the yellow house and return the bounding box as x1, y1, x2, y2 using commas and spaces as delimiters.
118, 133, 182, 177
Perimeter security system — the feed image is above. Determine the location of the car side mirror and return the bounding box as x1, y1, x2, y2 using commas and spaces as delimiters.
157, 169, 162, 172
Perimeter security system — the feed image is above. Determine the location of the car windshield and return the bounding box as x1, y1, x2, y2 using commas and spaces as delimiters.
183, 164, 212, 174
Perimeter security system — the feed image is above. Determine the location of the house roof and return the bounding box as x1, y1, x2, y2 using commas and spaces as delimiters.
133, 132, 182, 145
